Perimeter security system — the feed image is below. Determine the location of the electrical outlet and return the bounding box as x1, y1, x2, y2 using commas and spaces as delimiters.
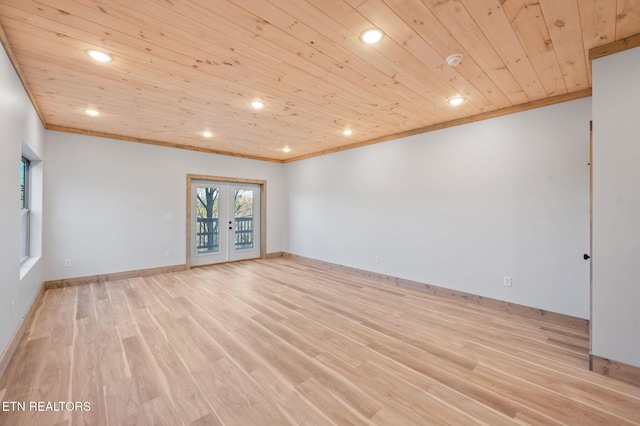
503, 276, 512, 287
164, 213, 172, 221
10, 301, 15, 318
165, 250, 171, 257
65, 259, 72, 267
375, 255, 380, 263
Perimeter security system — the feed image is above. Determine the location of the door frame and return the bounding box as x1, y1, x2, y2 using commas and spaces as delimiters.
589, 121, 593, 353
186, 174, 267, 268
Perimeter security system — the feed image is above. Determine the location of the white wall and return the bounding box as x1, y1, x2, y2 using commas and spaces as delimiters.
0, 45, 45, 356
592, 46, 640, 368
44, 132, 286, 280
286, 98, 592, 319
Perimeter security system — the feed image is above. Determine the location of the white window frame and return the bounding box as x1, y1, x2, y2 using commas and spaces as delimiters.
20, 156, 30, 263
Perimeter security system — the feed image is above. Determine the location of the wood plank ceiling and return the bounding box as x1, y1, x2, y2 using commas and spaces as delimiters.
1, 0, 639, 162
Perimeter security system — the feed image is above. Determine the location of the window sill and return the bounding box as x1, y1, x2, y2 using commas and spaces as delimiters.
20, 256, 40, 280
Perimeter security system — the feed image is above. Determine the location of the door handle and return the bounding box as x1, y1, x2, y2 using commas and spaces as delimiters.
583, 254, 590, 260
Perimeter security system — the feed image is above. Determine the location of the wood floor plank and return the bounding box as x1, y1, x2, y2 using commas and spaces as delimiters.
152, 313, 226, 374
179, 309, 263, 374
233, 319, 315, 386
193, 357, 289, 425
250, 313, 323, 359
468, 343, 640, 422
296, 378, 373, 426
139, 394, 183, 426
132, 310, 211, 423
29, 288, 76, 341
102, 378, 143, 426
315, 352, 450, 425
121, 335, 164, 404
1, 258, 639, 425
189, 412, 223, 426
472, 363, 638, 425
249, 367, 335, 426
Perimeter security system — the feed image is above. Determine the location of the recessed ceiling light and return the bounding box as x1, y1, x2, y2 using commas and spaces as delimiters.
84, 109, 100, 116
86, 49, 113, 62
448, 97, 464, 106
202, 131, 213, 138
360, 28, 384, 44
283, 147, 291, 153
251, 100, 265, 109
343, 129, 353, 136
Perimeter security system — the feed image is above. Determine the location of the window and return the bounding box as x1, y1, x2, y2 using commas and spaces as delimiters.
20, 156, 30, 262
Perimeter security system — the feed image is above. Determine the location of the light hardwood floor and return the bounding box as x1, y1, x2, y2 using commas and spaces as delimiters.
1, 258, 639, 425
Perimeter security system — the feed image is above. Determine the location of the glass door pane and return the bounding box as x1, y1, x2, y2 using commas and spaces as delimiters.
234, 189, 254, 250
191, 180, 229, 267
196, 186, 220, 254
228, 183, 261, 262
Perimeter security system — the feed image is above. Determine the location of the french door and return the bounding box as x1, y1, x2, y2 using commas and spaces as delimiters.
190, 179, 262, 266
